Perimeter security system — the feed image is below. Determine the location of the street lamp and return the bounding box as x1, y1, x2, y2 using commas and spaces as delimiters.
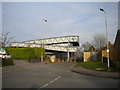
41, 33, 44, 62
41, 19, 47, 62
67, 40, 70, 62
100, 8, 110, 71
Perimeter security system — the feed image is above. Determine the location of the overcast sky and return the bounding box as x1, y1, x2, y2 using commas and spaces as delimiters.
1, 1, 119, 45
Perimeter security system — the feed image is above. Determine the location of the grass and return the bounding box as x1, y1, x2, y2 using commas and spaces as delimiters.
75, 61, 119, 72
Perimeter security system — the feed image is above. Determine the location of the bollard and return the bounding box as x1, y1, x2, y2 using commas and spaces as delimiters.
62, 60, 64, 62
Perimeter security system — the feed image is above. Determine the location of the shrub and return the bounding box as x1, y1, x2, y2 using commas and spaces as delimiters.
2, 58, 14, 66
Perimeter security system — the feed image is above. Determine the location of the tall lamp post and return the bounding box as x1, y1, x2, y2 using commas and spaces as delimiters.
41, 33, 44, 62
67, 40, 70, 62
100, 8, 110, 71
41, 19, 47, 62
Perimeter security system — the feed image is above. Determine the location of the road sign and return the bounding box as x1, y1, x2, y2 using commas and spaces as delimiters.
0, 48, 6, 54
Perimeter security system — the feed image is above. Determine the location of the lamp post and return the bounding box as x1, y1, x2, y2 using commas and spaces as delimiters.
100, 8, 110, 71
67, 41, 70, 62
41, 19, 47, 62
41, 33, 44, 62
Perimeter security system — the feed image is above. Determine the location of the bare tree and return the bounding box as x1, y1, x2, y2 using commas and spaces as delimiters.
0, 32, 14, 47
74, 47, 83, 62
92, 33, 107, 50
80, 41, 92, 52
74, 47, 81, 57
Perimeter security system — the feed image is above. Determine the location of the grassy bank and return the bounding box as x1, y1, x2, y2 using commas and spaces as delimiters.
75, 61, 120, 72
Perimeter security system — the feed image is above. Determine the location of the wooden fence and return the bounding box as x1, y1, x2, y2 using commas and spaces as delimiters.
84, 49, 120, 62
83, 51, 101, 62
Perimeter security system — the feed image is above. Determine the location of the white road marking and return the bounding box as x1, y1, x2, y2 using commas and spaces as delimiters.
65, 64, 75, 73
40, 75, 61, 89
69, 64, 75, 68
39, 64, 73, 89
42, 83, 49, 88
49, 80, 54, 83
54, 77, 59, 81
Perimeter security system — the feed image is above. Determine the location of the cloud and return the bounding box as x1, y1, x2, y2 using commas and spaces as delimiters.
56, 19, 75, 26
2, 2, 118, 45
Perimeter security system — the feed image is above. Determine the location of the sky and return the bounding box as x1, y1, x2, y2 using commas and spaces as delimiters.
1, 1, 119, 45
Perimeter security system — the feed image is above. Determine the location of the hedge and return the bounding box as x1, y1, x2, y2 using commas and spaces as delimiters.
5, 47, 45, 60
2, 58, 14, 66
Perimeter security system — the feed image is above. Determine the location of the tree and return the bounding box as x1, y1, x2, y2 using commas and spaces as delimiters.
0, 32, 14, 47
72, 47, 83, 62
92, 33, 107, 50
89, 46, 96, 51
74, 47, 82, 58
80, 41, 92, 52
102, 41, 114, 50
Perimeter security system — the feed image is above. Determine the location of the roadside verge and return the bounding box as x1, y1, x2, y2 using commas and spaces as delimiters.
71, 66, 120, 79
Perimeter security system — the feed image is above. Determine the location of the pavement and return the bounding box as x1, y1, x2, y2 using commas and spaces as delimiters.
71, 66, 120, 79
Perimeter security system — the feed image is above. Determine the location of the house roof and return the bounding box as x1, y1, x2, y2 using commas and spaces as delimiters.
114, 30, 120, 48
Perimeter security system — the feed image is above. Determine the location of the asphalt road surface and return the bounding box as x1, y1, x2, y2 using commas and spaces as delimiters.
2, 60, 119, 88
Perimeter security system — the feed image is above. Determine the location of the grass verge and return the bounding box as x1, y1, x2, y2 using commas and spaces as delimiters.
75, 61, 119, 72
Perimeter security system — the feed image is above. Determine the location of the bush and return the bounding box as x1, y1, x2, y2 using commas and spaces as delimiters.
2, 58, 14, 66
5, 47, 45, 60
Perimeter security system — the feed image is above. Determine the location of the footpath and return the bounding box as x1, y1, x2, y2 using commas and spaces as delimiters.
71, 66, 120, 79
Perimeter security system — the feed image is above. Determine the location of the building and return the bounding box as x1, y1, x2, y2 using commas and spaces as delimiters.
10, 35, 79, 61
109, 30, 120, 61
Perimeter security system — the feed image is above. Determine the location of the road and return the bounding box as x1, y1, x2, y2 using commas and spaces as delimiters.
2, 60, 119, 88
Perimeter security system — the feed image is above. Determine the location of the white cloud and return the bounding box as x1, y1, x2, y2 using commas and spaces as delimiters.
56, 19, 75, 26
3, 2, 118, 45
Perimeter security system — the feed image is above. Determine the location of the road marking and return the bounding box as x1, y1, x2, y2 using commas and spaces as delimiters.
38, 64, 74, 89
40, 75, 61, 89
65, 64, 75, 73
42, 83, 49, 88
69, 64, 75, 68
49, 80, 54, 83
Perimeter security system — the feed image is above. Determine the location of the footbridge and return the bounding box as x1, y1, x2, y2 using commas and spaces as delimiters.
10, 35, 79, 52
